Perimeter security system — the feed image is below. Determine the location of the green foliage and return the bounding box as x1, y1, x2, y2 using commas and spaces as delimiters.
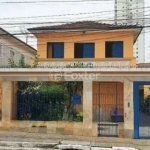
68, 109, 83, 121
39, 84, 64, 94
140, 95, 150, 115
76, 111, 83, 121
60, 81, 83, 122
18, 55, 30, 68
8, 54, 30, 68
18, 81, 43, 93
17, 84, 67, 121
17, 82, 83, 122
74, 62, 84, 68
66, 62, 84, 68
8, 58, 16, 68
32, 55, 40, 68
8, 54, 39, 68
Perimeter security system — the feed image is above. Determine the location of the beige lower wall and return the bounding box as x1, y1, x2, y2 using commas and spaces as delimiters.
118, 122, 125, 138
1, 120, 124, 138
5, 121, 97, 137
0, 77, 132, 138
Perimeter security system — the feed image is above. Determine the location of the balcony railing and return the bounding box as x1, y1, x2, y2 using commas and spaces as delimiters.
37, 59, 132, 68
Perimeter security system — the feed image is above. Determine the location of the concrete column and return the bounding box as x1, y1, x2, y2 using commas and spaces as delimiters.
1, 81, 13, 128
124, 78, 134, 138
83, 80, 93, 128
12, 82, 18, 120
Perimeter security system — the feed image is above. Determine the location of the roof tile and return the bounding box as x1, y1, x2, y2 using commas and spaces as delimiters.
28, 21, 139, 31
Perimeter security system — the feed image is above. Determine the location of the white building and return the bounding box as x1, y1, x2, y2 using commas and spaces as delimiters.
114, 0, 145, 63
0, 27, 36, 66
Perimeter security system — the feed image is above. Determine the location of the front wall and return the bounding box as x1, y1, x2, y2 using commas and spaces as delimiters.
8, 121, 96, 137
37, 31, 134, 59
0, 76, 146, 138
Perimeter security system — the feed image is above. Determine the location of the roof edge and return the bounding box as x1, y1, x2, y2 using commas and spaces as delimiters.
134, 27, 143, 44
0, 27, 37, 52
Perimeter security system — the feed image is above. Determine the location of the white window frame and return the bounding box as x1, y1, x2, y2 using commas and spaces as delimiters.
0, 44, 3, 58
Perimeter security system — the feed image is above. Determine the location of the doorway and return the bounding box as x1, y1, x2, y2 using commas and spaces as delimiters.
134, 81, 150, 139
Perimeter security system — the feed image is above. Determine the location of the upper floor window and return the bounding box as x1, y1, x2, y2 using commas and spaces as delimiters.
105, 41, 123, 58
0, 44, 2, 58
10, 49, 15, 61
74, 43, 95, 58
47, 43, 64, 58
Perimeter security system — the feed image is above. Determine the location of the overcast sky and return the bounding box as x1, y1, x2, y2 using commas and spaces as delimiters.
0, 0, 150, 62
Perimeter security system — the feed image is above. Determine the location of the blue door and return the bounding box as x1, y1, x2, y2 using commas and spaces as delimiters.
53, 43, 64, 58
134, 82, 150, 139
83, 43, 94, 58
112, 42, 123, 58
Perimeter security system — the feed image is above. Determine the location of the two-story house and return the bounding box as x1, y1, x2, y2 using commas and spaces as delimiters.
0, 21, 149, 139
27, 21, 142, 138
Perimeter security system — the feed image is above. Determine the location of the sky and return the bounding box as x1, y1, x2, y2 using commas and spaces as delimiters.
0, 0, 150, 62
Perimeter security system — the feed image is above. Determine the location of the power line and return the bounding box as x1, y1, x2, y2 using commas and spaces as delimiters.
0, 5, 148, 21
0, 0, 115, 4
0, 9, 148, 26
0, 18, 147, 26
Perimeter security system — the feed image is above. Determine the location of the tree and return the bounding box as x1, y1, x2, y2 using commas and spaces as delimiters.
57, 81, 83, 121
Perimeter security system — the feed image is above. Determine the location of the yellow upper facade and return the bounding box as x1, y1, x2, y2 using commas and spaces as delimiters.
28, 21, 142, 67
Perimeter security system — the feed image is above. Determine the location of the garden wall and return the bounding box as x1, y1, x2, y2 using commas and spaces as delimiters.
7, 121, 97, 136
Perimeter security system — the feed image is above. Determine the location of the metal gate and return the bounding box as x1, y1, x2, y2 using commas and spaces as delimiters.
93, 82, 124, 137
139, 85, 150, 138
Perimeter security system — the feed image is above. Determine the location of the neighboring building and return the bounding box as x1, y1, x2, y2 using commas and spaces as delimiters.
0, 27, 36, 66
28, 21, 139, 67
0, 27, 36, 120
114, 0, 145, 63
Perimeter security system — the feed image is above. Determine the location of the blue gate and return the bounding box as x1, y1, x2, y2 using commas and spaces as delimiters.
134, 81, 150, 139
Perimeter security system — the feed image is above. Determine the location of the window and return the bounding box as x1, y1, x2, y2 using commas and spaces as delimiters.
10, 49, 15, 61
105, 41, 123, 58
74, 43, 95, 58
47, 43, 64, 58
0, 44, 2, 58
